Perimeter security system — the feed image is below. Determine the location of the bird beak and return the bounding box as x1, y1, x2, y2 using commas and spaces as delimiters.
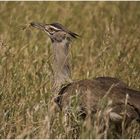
30, 22, 46, 31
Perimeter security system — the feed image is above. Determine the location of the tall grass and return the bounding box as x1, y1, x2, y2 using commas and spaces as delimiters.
0, 1, 140, 138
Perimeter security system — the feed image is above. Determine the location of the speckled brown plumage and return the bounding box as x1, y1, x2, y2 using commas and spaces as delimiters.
55, 78, 140, 122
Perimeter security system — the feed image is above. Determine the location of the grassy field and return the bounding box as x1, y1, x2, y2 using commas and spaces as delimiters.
0, 1, 140, 138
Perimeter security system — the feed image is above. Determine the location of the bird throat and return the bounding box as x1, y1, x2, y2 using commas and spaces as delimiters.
52, 41, 72, 93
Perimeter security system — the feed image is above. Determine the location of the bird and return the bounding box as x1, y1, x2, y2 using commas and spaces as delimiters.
30, 22, 140, 126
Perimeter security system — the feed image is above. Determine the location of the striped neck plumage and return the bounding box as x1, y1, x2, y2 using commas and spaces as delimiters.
52, 40, 72, 93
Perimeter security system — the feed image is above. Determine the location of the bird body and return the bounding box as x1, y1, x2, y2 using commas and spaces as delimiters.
30, 22, 140, 124
55, 79, 140, 121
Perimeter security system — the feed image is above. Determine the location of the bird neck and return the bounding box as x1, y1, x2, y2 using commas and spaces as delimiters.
52, 40, 72, 93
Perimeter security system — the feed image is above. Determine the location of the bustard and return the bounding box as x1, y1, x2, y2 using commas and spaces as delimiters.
30, 22, 140, 124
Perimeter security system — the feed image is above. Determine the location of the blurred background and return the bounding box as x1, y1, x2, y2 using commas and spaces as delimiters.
0, 1, 140, 138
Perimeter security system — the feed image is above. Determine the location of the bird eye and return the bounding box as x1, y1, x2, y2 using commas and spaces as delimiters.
49, 28, 54, 32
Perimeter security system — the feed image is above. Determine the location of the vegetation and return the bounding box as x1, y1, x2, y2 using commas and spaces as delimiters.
0, 1, 140, 138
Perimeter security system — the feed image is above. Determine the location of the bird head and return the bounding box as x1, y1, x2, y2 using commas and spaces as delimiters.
30, 22, 79, 43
